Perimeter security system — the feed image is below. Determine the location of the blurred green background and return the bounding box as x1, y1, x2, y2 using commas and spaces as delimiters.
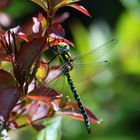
1, 0, 140, 140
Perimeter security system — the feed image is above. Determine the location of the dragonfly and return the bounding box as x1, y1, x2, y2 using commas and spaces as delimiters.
44, 38, 117, 134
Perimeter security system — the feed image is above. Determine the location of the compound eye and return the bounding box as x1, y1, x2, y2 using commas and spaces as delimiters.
58, 46, 66, 53
57, 42, 70, 53
64, 44, 69, 51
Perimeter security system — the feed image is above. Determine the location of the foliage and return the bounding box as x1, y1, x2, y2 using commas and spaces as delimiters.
1, 0, 140, 140
0, 0, 100, 140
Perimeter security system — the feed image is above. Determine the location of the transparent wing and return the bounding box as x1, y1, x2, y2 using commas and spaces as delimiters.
42, 64, 71, 100
44, 39, 117, 85
41, 39, 117, 93
70, 60, 110, 83
68, 39, 117, 82
73, 39, 117, 63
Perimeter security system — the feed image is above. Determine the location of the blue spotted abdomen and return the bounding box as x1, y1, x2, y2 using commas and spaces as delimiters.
64, 69, 91, 133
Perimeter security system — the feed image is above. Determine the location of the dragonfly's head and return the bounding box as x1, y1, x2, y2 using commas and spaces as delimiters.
57, 42, 73, 65
57, 42, 70, 54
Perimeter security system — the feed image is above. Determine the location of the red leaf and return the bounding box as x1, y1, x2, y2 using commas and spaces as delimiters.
28, 101, 41, 117
9, 121, 19, 129
53, 12, 70, 24
31, 0, 49, 13
48, 33, 74, 47
5, 26, 29, 43
0, 69, 17, 89
16, 37, 46, 74
27, 87, 62, 111
29, 101, 49, 121
0, 70, 20, 122
26, 116, 45, 131
57, 103, 102, 124
0, 0, 9, 9
0, 86, 21, 122
47, 23, 65, 37
31, 122, 45, 131
45, 65, 61, 84
27, 87, 61, 100
9, 26, 21, 35
32, 17, 42, 34
18, 34, 29, 42
0, 54, 12, 61
55, 0, 80, 10
68, 4, 91, 17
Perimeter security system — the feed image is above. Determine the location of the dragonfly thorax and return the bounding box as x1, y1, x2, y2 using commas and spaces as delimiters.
63, 61, 73, 74
55, 42, 73, 67
67, 60, 73, 70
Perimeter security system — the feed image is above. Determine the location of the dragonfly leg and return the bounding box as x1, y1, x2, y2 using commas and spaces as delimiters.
47, 54, 57, 64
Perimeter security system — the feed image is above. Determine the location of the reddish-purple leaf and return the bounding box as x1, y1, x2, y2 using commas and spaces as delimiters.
9, 121, 19, 129
18, 33, 29, 42
0, 54, 12, 61
5, 26, 29, 43
26, 116, 45, 131
53, 12, 70, 24
45, 65, 61, 84
0, 0, 9, 9
27, 101, 49, 122
57, 103, 102, 124
48, 33, 74, 47
55, 0, 80, 10
0, 69, 17, 89
47, 23, 65, 37
31, 0, 49, 13
10, 100, 26, 119
16, 37, 46, 74
68, 4, 91, 17
0, 86, 21, 122
32, 17, 42, 34
27, 87, 61, 100
0, 42, 5, 53
31, 122, 45, 131
27, 87, 62, 110
9, 26, 21, 35
28, 101, 41, 118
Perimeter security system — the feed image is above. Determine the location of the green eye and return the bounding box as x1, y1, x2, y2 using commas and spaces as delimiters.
64, 45, 69, 50
58, 42, 68, 47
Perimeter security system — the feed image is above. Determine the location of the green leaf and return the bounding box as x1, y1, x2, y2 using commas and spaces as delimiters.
36, 117, 62, 140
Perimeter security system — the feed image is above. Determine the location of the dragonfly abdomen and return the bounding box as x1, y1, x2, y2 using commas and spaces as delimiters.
64, 70, 91, 133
